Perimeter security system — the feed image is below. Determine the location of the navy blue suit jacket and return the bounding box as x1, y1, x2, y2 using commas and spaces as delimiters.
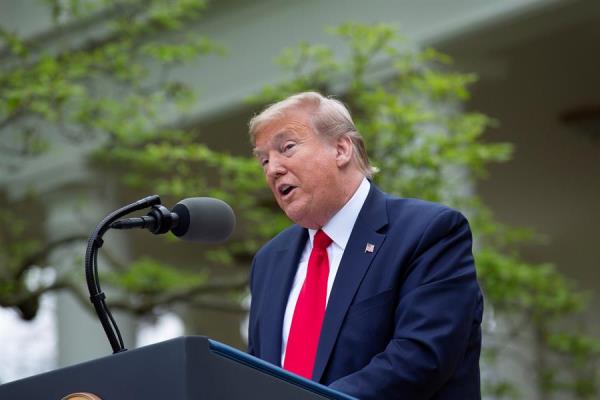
248, 185, 483, 399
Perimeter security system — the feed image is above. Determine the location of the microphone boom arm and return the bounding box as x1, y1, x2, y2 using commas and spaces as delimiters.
84, 194, 162, 354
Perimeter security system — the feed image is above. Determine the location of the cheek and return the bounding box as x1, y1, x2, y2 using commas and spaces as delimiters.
266, 182, 280, 201
265, 174, 277, 189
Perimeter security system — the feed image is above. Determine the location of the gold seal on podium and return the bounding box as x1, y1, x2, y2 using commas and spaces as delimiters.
61, 393, 102, 400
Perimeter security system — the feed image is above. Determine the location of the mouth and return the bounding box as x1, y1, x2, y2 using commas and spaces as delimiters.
277, 184, 297, 199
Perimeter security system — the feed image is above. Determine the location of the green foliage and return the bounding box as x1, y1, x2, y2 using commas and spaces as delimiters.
477, 249, 585, 317
105, 257, 206, 295
483, 381, 520, 400
0, 0, 233, 316
0, 0, 219, 158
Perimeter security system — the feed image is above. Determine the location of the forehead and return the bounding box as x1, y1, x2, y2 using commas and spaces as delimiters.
253, 111, 315, 150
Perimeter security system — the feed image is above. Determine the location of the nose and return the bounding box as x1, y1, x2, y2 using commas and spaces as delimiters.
265, 153, 286, 179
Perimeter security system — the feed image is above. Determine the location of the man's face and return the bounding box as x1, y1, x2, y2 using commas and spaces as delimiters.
253, 109, 344, 229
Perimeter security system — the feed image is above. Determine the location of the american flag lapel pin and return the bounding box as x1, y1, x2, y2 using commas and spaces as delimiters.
365, 243, 375, 253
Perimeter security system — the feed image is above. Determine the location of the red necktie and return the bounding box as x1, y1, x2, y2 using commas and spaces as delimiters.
284, 229, 332, 379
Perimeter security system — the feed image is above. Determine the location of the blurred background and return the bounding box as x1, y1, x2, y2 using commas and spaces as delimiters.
1, 0, 599, 399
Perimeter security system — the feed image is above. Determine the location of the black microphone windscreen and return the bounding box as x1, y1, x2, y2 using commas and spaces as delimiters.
171, 197, 235, 243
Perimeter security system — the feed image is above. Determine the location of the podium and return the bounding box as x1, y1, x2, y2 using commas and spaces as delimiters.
0, 336, 355, 399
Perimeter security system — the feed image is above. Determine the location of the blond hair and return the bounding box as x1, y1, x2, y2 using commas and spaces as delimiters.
248, 91, 376, 178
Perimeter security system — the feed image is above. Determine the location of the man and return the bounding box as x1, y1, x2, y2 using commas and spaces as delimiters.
247, 91, 483, 399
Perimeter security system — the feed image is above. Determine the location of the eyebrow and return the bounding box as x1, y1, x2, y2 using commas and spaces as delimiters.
252, 131, 292, 158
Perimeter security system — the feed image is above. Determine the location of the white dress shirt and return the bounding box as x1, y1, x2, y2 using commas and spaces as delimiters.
281, 177, 371, 365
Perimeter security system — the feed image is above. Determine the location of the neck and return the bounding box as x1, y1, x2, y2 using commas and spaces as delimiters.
338, 171, 364, 207
310, 171, 364, 229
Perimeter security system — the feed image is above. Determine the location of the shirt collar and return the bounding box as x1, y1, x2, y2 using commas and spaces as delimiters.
308, 177, 371, 251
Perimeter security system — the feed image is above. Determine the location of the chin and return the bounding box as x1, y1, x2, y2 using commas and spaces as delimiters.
290, 215, 320, 229
284, 209, 309, 227
284, 211, 303, 225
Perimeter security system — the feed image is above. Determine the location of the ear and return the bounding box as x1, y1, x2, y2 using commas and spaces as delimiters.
335, 135, 353, 168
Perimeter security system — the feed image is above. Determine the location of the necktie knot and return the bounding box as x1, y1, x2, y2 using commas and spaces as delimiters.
313, 229, 332, 250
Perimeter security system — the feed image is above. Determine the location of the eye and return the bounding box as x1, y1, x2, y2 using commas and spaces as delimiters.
260, 158, 269, 167
282, 142, 296, 153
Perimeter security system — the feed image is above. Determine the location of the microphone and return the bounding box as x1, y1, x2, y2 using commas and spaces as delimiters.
110, 197, 235, 243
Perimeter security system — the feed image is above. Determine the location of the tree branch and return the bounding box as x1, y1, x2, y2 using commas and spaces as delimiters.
101, 275, 249, 316
2, 279, 70, 309
15, 234, 88, 278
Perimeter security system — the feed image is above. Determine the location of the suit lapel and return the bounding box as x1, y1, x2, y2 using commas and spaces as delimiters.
261, 226, 308, 366
313, 186, 389, 381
